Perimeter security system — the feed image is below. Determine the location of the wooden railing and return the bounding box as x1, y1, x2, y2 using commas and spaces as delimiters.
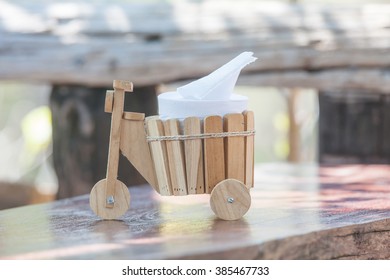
1, 0, 389, 92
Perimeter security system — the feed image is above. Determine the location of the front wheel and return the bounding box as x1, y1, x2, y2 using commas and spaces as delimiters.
89, 178, 130, 220
210, 179, 251, 221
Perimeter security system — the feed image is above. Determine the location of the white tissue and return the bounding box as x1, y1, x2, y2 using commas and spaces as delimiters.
158, 52, 257, 120
158, 92, 249, 120
178, 51, 257, 100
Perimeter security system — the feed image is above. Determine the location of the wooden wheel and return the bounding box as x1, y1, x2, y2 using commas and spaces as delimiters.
89, 179, 130, 220
210, 179, 251, 221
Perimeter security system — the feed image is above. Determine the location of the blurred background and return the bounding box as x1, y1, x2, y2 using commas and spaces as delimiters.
0, 0, 389, 209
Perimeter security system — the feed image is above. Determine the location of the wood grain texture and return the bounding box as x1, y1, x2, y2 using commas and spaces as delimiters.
145, 117, 172, 195
164, 119, 187, 195
122, 112, 145, 121
104, 90, 114, 113
184, 117, 204, 194
0, 164, 389, 260
224, 114, 245, 183
120, 118, 157, 190
182, 218, 390, 260
113, 80, 133, 92
104, 87, 125, 208
210, 179, 251, 221
1, 1, 389, 92
89, 179, 130, 220
103, 81, 134, 208
197, 150, 205, 194
239, 69, 390, 94
318, 90, 390, 164
254, 219, 390, 260
204, 116, 225, 193
243, 111, 255, 188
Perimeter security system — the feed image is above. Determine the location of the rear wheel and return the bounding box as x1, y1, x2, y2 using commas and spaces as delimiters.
210, 179, 251, 220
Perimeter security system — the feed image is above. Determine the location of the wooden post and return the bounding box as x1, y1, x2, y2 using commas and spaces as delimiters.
287, 88, 301, 163
50, 84, 158, 199
318, 90, 389, 164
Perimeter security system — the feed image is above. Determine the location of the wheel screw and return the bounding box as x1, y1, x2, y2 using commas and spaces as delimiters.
227, 197, 234, 203
106, 195, 115, 205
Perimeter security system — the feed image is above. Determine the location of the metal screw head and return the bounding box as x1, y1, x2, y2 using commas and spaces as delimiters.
227, 197, 235, 204
106, 195, 115, 205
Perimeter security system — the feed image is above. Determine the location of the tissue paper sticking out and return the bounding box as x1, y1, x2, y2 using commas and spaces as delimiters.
177, 52, 257, 100
158, 51, 257, 120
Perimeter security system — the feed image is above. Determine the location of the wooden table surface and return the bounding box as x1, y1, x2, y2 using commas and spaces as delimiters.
0, 164, 389, 260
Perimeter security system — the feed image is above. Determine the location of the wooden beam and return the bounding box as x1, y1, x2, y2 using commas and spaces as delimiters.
238, 69, 390, 94
0, 1, 389, 90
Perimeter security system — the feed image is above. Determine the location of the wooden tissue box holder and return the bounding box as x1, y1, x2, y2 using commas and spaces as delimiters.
90, 80, 255, 221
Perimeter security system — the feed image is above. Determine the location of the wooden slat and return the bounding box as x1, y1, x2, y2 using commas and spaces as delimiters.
197, 145, 205, 194
113, 80, 133, 92
1, 1, 390, 89
223, 113, 245, 183
184, 117, 204, 194
145, 116, 172, 196
122, 111, 145, 121
104, 90, 114, 113
104, 86, 126, 208
164, 119, 187, 195
238, 69, 390, 94
203, 115, 225, 193
243, 111, 255, 188
3, 43, 389, 90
